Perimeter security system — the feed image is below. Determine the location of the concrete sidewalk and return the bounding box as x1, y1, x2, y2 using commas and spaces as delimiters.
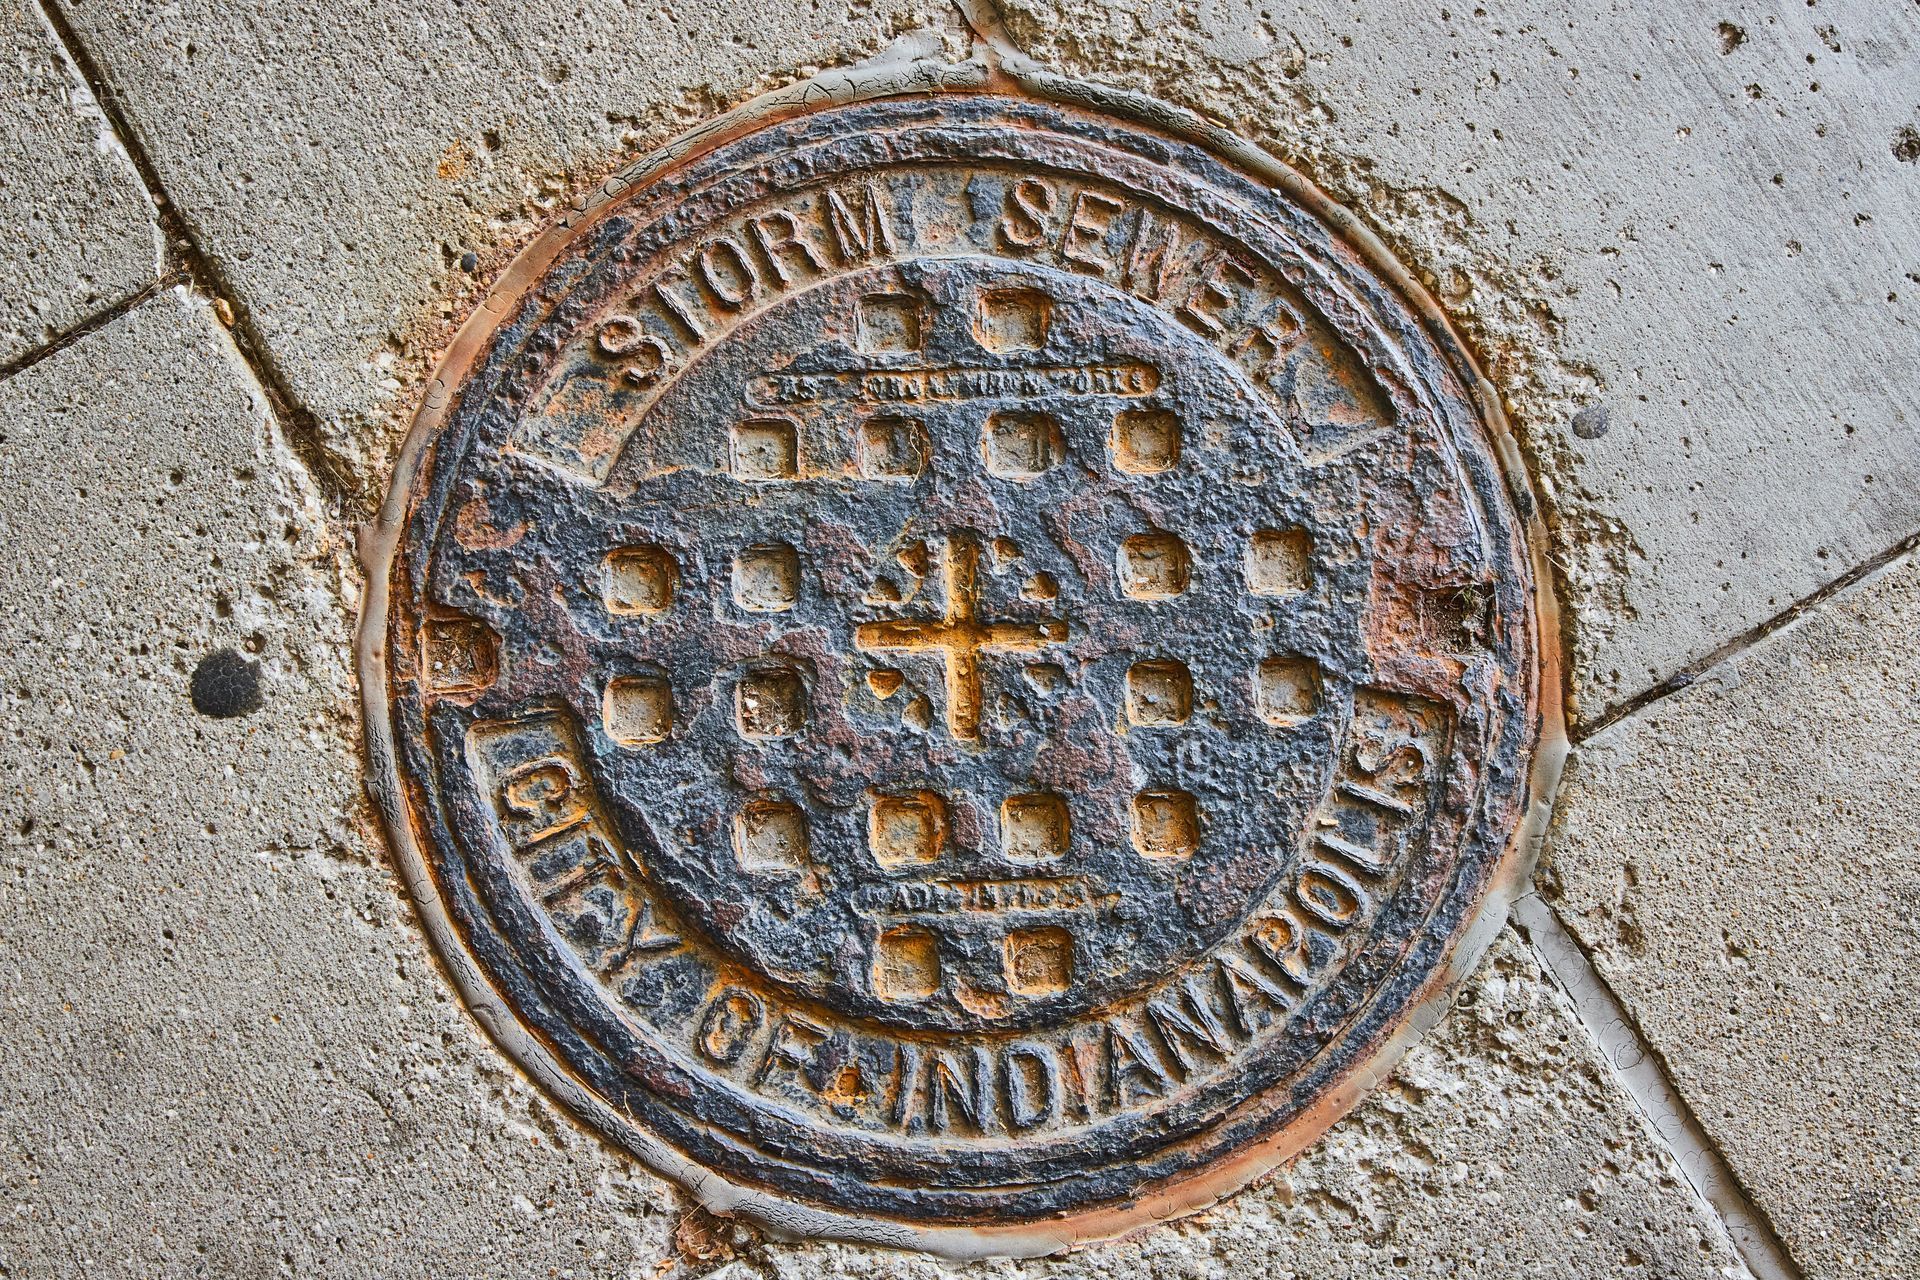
0, 1, 1913, 1276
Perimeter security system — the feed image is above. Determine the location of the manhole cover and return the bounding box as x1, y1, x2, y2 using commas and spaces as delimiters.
362, 88, 1557, 1253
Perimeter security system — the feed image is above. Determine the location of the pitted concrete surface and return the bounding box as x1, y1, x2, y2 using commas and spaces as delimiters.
0, 1, 1915, 1276
1544, 553, 1920, 1280
0, 0, 160, 366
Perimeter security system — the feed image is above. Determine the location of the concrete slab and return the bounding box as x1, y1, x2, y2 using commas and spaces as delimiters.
0, 0, 161, 366
993, 0, 1920, 724
1543, 552, 1920, 1280
53, 0, 967, 484
754, 933, 1740, 1278
0, 289, 680, 1275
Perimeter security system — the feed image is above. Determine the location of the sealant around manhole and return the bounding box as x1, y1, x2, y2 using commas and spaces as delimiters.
359, 79, 1561, 1257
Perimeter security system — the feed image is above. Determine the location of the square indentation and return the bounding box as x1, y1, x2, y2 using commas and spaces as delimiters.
1255, 655, 1319, 725
873, 926, 942, 1001
857, 293, 923, 354
976, 288, 1051, 353
730, 419, 798, 480
1118, 532, 1191, 600
734, 799, 808, 872
1126, 659, 1193, 727
982, 411, 1060, 479
603, 675, 672, 745
733, 543, 800, 612
857, 415, 927, 480
602, 545, 676, 616
1131, 789, 1199, 859
1247, 528, 1312, 596
736, 666, 806, 739
1001, 793, 1070, 862
1110, 409, 1180, 474
868, 792, 947, 867
1004, 926, 1073, 996
422, 617, 499, 694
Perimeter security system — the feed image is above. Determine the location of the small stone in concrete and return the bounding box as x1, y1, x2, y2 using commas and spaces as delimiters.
1543, 552, 1920, 1280
0, 0, 161, 366
188, 646, 263, 718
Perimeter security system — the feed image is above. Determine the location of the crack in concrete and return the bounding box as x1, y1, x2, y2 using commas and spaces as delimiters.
954, 0, 1020, 61
34, 0, 361, 515
1512, 893, 1805, 1280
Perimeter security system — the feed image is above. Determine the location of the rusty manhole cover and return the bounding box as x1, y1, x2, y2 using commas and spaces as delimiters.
362, 87, 1557, 1253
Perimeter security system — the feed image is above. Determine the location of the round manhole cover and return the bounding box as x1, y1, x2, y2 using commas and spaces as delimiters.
362, 87, 1558, 1253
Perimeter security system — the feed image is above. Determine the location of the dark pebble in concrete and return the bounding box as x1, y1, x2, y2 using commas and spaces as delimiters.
1572, 405, 1611, 440
190, 647, 263, 718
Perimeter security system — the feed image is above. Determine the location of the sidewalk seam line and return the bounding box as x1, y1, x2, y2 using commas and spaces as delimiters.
35, 0, 359, 512
0, 271, 187, 385
1577, 527, 1920, 743
1510, 894, 1805, 1280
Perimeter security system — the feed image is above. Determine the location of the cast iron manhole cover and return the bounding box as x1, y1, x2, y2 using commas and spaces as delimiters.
362, 88, 1557, 1253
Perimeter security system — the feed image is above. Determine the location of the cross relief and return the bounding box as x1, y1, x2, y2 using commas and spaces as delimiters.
854, 536, 1069, 741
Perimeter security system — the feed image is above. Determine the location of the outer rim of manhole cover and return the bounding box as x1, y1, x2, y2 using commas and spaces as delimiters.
357, 53, 1567, 1259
